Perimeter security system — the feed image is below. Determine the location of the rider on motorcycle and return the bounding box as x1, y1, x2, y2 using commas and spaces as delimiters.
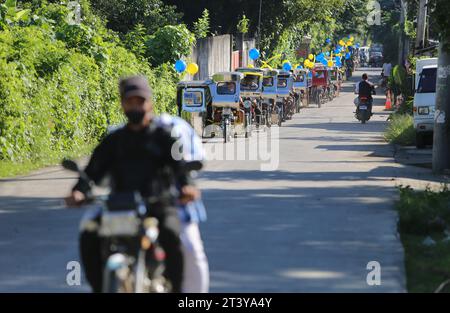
155, 113, 210, 293
65, 75, 200, 293
355, 73, 376, 115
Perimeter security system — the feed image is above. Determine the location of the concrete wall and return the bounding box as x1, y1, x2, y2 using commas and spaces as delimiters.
186, 35, 232, 81
235, 34, 256, 68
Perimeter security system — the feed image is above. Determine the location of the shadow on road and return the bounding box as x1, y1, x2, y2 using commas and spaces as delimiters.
200, 179, 404, 292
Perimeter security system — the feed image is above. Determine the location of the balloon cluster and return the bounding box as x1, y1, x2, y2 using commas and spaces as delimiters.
174, 59, 199, 75
254, 34, 360, 73
303, 54, 315, 69
282, 60, 292, 71
249, 48, 260, 61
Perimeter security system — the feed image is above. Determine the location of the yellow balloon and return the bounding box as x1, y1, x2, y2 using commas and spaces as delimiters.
347, 41, 352, 46
308, 54, 314, 61
327, 60, 333, 67
350, 36, 354, 41
248, 64, 254, 68
186, 63, 199, 75
339, 40, 345, 46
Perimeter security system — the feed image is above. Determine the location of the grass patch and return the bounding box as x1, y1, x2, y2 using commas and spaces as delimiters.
396, 185, 450, 292
0, 143, 95, 178
384, 113, 415, 146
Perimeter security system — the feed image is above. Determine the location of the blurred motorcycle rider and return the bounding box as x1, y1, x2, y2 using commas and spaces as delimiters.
65, 75, 200, 293
155, 114, 209, 293
355, 73, 376, 115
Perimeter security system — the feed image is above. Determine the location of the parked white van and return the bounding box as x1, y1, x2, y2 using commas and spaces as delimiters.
413, 58, 438, 148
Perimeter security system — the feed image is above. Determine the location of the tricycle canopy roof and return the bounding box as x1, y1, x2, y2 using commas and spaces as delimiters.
235, 67, 265, 74
277, 70, 294, 77
177, 80, 214, 89
263, 69, 279, 77
212, 72, 244, 82
294, 68, 309, 74
313, 63, 327, 70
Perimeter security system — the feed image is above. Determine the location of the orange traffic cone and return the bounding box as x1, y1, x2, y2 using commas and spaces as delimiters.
385, 92, 392, 110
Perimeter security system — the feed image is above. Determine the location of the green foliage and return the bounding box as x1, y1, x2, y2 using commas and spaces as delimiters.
369, 1, 400, 64
1, 0, 30, 28
404, 19, 416, 39
435, 0, 450, 51
384, 113, 415, 146
237, 14, 249, 34
388, 65, 413, 98
193, 8, 209, 39
0, 2, 179, 168
124, 23, 147, 58
397, 185, 450, 236
90, 0, 182, 35
397, 97, 414, 115
145, 24, 195, 66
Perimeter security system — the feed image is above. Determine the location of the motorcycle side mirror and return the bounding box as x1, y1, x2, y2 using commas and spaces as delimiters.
62, 159, 79, 173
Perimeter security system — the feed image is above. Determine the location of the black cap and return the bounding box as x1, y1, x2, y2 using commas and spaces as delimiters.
119, 75, 152, 101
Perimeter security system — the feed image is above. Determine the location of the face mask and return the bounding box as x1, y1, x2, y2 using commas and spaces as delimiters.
125, 110, 146, 125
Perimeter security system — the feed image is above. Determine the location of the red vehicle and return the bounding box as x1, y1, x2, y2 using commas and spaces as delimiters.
310, 64, 329, 108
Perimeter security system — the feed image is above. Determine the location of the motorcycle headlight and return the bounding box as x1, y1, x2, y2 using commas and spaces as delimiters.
418, 107, 430, 115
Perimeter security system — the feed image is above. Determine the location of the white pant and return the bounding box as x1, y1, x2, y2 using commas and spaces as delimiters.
180, 223, 209, 293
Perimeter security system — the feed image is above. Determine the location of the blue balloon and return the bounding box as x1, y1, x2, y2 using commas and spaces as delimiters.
326, 38, 331, 44
249, 48, 260, 60
283, 62, 292, 71
345, 52, 351, 60
296, 65, 303, 69
334, 48, 340, 54
316, 53, 325, 61
175, 59, 187, 73
355, 43, 360, 49
320, 59, 328, 66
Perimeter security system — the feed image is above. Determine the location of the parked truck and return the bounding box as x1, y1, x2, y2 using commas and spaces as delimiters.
413, 57, 438, 149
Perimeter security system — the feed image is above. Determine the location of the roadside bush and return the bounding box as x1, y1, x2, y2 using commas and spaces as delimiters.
396, 97, 414, 115
397, 185, 450, 293
384, 113, 415, 146
0, 23, 177, 164
397, 185, 450, 236
145, 24, 195, 66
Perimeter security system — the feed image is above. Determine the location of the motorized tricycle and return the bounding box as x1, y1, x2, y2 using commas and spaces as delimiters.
329, 66, 340, 98
235, 67, 265, 131
276, 70, 295, 121
176, 80, 214, 137
293, 68, 312, 110
208, 72, 247, 142
310, 64, 329, 108
261, 69, 280, 126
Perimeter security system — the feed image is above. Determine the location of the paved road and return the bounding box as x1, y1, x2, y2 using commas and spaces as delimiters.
0, 68, 441, 292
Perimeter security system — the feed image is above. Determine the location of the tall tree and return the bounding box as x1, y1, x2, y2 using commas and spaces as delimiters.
91, 0, 182, 35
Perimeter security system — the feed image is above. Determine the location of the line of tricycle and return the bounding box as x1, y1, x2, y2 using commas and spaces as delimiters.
176, 63, 342, 143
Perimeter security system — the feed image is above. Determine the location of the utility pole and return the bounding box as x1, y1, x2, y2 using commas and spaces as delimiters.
432, 41, 450, 174
415, 0, 428, 51
257, 0, 262, 50
398, 0, 407, 66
